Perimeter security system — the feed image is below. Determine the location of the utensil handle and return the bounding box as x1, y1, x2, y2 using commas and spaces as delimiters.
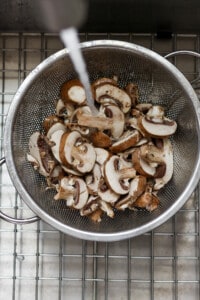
0, 157, 40, 225
165, 50, 200, 59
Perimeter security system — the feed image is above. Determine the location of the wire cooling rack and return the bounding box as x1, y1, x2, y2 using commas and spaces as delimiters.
0, 33, 200, 300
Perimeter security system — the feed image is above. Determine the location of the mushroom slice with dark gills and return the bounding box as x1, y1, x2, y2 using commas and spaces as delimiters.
80, 195, 100, 217
115, 175, 147, 210
132, 147, 157, 178
56, 98, 75, 118
59, 131, 96, 173
50, 129, 67, 164
27, 131, 57, 177
94, 83, 132, 113
138, 138, 173, 190
98, 199, 114, 218
139, 105, 177, 138
76, 105, 125, 139
90, 130, 112, 148
54, 176, 88, 210
104, 155, 136, 195
98, 178, 120, 204
85, 163, 102, 195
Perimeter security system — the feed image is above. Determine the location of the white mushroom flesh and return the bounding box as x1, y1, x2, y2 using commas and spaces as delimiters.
28, 77, 177, 221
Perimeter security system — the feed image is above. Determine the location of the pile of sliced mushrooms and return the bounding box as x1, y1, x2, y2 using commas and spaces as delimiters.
27, 77, 177, 222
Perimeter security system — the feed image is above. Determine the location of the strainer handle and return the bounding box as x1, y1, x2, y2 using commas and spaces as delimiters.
0, 157, 40, 225
165, 50, 200, 59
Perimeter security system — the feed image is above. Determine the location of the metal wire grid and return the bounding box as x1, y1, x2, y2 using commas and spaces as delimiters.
0, 32, 200, 300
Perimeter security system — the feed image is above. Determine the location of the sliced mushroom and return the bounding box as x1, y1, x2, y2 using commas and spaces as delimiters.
46, 165, 65, 188
50, 129, 66, 164
46, 122, 67, 140
115, 175, 147, 210
98, 178, 120, 204
140, 105, 177, 138
110, 130, 141, 153
127, 115, 147, 137
92, 77, 118, 90
90, 130, 112, 148
94, 83, 131, 113
153, 138, 174, 190
54, 176, 88, 209
86, 163, 102, 195
94, 148, 111, 166
59, 131, 96, 173
61, 164, 83, 176
28, 131, 56, 177
80, 195, 100, 216
43, 115, 64, 133
77, 106, 124, 138
66, 123, 90, 136
89, 209, 104, 223
125, 83, 139, 107
132, 148, 157, 177
136, 103, 152, 113
98, 199, 114, 218
56, 98, 75, 118
60, 79, 86, 105
133, 184, 160, 211
104, 155, 136, 195
103, 105, 125, 138
70, 105, 92, 123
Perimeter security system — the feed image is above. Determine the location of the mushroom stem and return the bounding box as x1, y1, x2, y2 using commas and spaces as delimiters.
118, 168, 136, 180
77, 111, 113, 130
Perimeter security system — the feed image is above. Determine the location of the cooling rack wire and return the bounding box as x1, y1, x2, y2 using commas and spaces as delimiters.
0, 32, 200, 300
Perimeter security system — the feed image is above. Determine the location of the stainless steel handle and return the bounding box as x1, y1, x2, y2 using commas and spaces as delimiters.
165, 50, 200, 59
0, 157, 40, 225
165, 50, 200, 97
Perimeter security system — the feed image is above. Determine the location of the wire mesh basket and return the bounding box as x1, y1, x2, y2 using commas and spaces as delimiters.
2, 40, 200, 241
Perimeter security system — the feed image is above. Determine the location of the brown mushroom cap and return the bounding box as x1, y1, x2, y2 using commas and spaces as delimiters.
90, 130, 112, 148
60, 79, 86, 105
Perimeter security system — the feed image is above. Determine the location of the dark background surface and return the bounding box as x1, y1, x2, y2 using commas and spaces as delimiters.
0, 0, 199, 34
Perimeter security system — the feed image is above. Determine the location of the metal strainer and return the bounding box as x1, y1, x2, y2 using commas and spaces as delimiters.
1, 40, 200, 241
